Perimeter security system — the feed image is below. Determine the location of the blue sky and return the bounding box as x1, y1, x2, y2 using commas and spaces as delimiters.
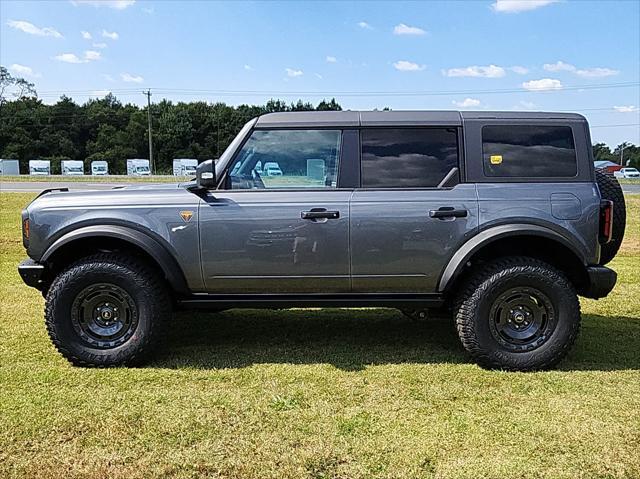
1, 0, 639, 146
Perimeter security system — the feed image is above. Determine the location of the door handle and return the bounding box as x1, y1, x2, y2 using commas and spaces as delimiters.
301, 208, 340, 220
429, 207, 468, 219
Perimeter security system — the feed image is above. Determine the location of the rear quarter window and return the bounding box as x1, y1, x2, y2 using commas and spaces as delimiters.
482, 125, 577, 178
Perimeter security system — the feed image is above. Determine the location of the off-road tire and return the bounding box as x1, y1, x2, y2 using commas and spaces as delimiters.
45, 253, 171, 367
595, 169, 626, 265
455, 256, 580, 371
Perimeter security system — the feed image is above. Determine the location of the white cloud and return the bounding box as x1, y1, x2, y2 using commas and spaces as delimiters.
71, 0, 136, 10
326, 56, 337, 63
92, 42, 107, 48
393, 23, 426, 35
510, 66, 529, 74
575, 67, 619, 78
314, 73, 323, 79
543, 60, 576, 72
357, 21, 372, 29
452, 98, 481, 108
84, 50, 101, 61
121, 72, 144, 83
102, 74, 115, 82
54, 50, 101, 64
102, 29, 119, 40
54, 53, 85, 64
91, 89, 111, 97
544, 61, 619, 77
393, 60, 426, 72
491, 0, 558, 13
81, 30, 92, 39
522, 78, 563, 91
7, 20, 62, 38
613, 105, 638, 113
285, 68, 303, 77
444, 64, 505, 78
9, 64, 40, 78
244, 64, 253, 71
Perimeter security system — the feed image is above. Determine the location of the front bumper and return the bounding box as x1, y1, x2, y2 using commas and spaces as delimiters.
18, 259, 46, 290
582, 265, 617, 299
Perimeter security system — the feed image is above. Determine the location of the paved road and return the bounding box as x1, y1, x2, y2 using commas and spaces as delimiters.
2, 180, 640, 194
621, 183, 640, 194
0, 180, 173, 192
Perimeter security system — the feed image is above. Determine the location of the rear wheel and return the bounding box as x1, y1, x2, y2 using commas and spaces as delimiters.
455, 257, 580, 371
595, 169, 626, 265
45, 254, 171, 367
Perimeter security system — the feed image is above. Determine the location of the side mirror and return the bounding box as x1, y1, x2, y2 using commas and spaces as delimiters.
195, 160, 216, 190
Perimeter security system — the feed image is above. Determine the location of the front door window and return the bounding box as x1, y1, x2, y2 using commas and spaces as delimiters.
228, 129, 342, 189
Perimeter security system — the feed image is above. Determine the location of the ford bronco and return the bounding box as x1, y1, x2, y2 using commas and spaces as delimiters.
18, 111, 625, 370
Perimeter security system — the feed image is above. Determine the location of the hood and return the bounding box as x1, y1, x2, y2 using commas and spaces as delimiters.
26, 182, 193, 212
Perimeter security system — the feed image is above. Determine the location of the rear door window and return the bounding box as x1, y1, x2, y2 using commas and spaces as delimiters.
360, 128, 459, 188
482, 125, 577, 177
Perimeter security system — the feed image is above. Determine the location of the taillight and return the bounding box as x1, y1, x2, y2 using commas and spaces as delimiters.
599, 200, 613, 244
23, 218, 30, 240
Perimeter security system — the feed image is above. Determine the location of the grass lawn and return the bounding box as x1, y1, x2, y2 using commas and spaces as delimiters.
1, 192, 639, 479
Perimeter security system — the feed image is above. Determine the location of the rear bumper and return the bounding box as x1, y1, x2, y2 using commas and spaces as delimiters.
18, 259, 46, 290
582, 265, 617, 299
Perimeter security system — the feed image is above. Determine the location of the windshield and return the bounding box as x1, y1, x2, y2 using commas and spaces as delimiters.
95, 166, 106, 171
216, 119, 256, 176
137, 166, 150, 172
68, 167, 83, 172
33, 167, 48, 173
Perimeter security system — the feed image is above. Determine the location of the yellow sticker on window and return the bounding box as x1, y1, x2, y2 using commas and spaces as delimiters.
490, 155, 503, 165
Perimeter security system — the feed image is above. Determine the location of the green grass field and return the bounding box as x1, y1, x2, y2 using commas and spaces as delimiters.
1, 192, 638, 479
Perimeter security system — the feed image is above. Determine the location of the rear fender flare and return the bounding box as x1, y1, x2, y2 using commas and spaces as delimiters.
437, 224, 586, 293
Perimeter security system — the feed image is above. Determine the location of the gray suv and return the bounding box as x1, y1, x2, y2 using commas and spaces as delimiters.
18, 111, 625, 371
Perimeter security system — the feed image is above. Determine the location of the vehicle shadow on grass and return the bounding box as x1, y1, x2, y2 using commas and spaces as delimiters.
154, 310, 640, 372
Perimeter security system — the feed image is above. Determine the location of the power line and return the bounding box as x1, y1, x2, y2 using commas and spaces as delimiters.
33, 81, 640, 99
590, 123, 640, 128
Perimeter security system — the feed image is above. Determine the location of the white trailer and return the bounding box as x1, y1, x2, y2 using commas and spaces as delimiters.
61, 160, 84, 176
91, 161, 109, 176
172, 158, 198, 176
29, 160, 51, 176
126, 159, 151, 176
0, 159, 20, 175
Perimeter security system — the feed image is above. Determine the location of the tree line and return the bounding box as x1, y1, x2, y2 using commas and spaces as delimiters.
1, 66, 638, 174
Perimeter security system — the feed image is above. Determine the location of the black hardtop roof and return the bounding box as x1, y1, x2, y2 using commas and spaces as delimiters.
254, 110, 587, 128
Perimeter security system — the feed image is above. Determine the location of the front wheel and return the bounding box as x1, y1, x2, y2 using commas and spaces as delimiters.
455, 257, 580, 371
45, 254, 171, 367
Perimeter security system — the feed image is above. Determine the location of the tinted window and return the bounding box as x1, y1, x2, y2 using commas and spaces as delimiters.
361, 128, 459, 188
482, 125, 577, 177
229, 129, 341, 189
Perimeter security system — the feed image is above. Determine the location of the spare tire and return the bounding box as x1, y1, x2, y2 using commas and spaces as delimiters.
595, 169, 626, 265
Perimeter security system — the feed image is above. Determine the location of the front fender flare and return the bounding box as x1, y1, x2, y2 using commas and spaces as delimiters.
41, 225, 189, 294
437, 224, 587, 293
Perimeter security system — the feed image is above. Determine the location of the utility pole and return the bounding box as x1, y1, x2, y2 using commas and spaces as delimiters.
143, 89, 155, 174
619, 143, 627, 165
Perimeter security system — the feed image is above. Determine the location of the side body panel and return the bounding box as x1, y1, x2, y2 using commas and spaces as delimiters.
27, 186, 204, 291
475, 182, 601, 262
199, 190, 352, 293
350, 184, 479, 292
462, 115, 600, 265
